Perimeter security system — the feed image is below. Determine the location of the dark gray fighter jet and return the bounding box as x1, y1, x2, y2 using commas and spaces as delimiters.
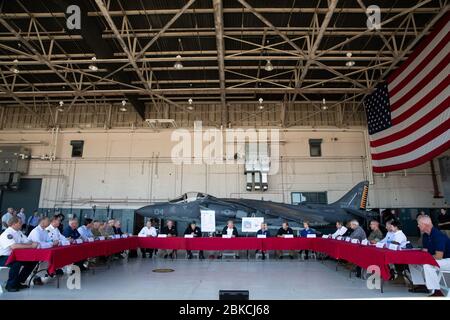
135, 181, 374, 228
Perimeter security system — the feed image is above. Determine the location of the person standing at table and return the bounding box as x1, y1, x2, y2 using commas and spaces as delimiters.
299, 221, 315, 260
1, 208, 15, 234
139, 220, 158, 258
409, 215, 450, 297
218, 220, 239, 259
184, 221, 204, 260
438, 208, 450, 237
26, 210, 41, 235
276, 222, 295, 260
77, 218, 94, 240
161, 220, 178, 259
256, 222, 270, 260
17, 208, 27, 232
367, 220, 384, 244
0, 216, 39, 292
331, 221, 347, 239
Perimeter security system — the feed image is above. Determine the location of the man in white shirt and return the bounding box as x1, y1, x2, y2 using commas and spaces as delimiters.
331, 221, 347, 239
139, 220, 158, 258
379, 220, 395, 245
46, 215, 67, 243
77, 218, 94, 240
28, 217, 58, 249
0, 216, 39, 292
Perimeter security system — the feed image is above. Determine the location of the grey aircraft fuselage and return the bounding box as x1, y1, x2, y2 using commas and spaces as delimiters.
135, 181, 374, 228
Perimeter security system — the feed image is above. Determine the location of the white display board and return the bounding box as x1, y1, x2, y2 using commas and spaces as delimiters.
241, 217, 264, 233
200, 210, 216, 232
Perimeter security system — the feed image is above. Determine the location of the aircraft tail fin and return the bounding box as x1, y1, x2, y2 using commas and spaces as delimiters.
331, 181, 369, 210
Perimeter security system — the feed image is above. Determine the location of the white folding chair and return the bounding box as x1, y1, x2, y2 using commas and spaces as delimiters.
0, 267, 9, 294
438, 270, 450, 296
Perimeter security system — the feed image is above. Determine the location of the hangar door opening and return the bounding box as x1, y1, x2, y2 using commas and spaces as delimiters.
0, 178, 42, 216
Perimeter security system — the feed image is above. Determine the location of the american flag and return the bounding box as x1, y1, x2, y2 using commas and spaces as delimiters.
364, 12, 450, 173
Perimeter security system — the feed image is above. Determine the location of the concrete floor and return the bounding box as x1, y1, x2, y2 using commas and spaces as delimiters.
1, 253, 434, 300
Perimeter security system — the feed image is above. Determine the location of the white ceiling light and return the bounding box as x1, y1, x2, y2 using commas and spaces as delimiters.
174, 55, 183, 70
264, 60, 274, 71
187, 98, 193, 110
57, 101, 64, 112
258, 97, 264, 109
120, 100, 127, 112
88, 56, 98, 71
346, 52, 352, 58
322, 98, 328, 110
346, 60, 355, 67
11, 59, 19, 74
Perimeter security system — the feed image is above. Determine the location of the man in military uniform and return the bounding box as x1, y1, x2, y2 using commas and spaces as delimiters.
0, 216, 39, 292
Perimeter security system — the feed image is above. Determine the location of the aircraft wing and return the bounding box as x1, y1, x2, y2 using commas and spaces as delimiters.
221, 198, 328, 225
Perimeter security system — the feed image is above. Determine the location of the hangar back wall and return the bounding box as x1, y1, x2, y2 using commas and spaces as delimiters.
0, 127, 447, 233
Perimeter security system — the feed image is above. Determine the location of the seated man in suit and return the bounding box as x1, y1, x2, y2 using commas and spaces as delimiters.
276, 221, 295, 259
161, 220, 178, 259
256, 222, 270, 260
62, 219, 87, 271
218, 220, 239, 259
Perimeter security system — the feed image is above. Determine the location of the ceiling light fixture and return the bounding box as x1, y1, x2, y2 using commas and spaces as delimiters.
345, 60, 355, 67
120, 100, 127, 112
346, 52, 352, 58
322, 98, 328, 110
11, 59, 19, 74
258, 97, 264, 110
88, 56, 98, 71
57, 101, 64, 112
187, 98, 193, 110
173, 55, 183, 70
264, 60, 274, 71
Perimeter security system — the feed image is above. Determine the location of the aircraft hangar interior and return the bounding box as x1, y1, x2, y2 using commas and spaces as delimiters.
0, 0, 449, 305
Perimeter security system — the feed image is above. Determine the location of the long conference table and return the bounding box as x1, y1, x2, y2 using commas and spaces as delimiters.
7, 236, 438, 292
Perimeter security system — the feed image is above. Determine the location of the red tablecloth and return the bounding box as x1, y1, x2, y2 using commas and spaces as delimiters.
7, 236, 437, 281
6, 237, 138, 274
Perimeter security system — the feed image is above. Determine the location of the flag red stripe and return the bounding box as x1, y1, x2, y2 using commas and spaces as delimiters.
372, 140, 450, 173
389, 35, 450, 101
388, 11, 450, 83
371, 119, 450, 160
370, 97, 450, 148
390, 54, 450, 112
391, 79, 449, 125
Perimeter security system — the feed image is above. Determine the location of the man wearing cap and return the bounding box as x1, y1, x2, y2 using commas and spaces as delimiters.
184, 221, 204, 260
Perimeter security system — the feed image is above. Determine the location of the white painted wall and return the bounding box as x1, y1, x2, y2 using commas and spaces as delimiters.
0, 126, 447, 209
